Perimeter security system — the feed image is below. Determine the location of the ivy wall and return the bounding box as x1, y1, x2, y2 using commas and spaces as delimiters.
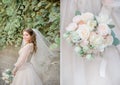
0, 0, 60, 49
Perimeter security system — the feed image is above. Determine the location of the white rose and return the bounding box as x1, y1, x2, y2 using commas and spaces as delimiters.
6, 69, 11, 72
2, 73, 6, 76
72, 15, 81, 24
89, 32, 103, 47
81, 12, 94, 22
87, 20, 97, 31
66, 23, 77, 32
76, 25, 90, 40
104, 35, 113, 46
96, 14, 113, 24
98, 45, 105, 52
97, 24, 111, 36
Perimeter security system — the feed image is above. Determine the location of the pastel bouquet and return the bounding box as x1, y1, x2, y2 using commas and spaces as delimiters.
63, 12, 120, 59
2, 69, 14, 84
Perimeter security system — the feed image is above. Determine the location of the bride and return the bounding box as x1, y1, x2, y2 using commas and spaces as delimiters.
61, 0, 120, 85
11, 28, 54, 85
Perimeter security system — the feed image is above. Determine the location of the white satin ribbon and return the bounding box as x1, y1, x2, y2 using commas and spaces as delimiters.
99, 59, 107, 78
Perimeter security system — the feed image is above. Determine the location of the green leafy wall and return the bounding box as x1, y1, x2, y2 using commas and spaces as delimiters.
0, 0, 60, 49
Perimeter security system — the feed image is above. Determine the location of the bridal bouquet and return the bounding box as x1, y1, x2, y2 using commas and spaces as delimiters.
63, 12, 120, 59
2, 69, 14, 84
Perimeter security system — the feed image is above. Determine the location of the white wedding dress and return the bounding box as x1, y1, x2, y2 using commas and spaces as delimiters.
11, 43, 42, 85
61, 0, 120, 85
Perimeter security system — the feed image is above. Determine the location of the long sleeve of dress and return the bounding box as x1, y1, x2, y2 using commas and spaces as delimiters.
14, 43, 33, 69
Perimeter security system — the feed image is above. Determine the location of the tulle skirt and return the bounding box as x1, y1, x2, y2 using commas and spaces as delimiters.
11, 63, 42, 85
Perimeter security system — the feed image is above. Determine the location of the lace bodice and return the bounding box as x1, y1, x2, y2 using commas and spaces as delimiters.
14, 43, 33, 69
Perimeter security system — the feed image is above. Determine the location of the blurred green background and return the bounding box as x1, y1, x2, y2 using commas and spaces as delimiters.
0, 0, 60, 50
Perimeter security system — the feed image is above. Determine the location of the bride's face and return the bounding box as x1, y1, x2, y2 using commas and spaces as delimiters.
23, 31, 31, 43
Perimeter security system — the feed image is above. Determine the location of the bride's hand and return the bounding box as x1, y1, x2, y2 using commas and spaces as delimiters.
12, 67, 17, 76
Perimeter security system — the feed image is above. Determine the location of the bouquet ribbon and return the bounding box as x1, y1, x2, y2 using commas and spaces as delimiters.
99, 59, 107, 78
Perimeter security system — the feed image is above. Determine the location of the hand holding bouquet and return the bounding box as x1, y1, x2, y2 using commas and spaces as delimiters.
2, 69, 14, 84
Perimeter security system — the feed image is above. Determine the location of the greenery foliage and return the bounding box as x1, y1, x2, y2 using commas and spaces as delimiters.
0, 0, 60, 50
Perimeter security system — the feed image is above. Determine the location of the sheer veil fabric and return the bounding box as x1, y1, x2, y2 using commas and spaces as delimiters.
30, 29, 57, 75
61, 0, 120, 85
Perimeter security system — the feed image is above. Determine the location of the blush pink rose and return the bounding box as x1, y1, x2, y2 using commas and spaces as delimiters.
81, 12, 94, 22
104, 35, 113, 46
76, 25, 90, 40
72, 15, 81, 24
65, 23, 77, 31
97, 24, 111, 36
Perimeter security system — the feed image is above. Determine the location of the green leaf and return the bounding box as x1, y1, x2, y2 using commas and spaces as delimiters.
55, 37, 60, 45
111, 30, 115, 37
108, 24, 115, 29
75, 10, 81, 15
50, 43, 58, 50
6, 6, 15, 16
112, 37, 120, 46
111, 30, 120, 46
2, 0, 12, 4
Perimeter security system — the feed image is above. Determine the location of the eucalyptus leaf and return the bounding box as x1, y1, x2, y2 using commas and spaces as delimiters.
75, 10, 81, 15
112, 37, 120, 46
111, 30, 120, 46
111, 30, 115, 37
108, 24, 115, 29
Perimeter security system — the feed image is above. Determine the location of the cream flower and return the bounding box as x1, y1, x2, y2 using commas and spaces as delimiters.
89, 32, 103, 47
76, 25, 90, 40
81, 12, 94, 22
96, 14, 112, 24
97, 24, 111, 36
87, 20, 97, 31
65, 23, 77, 31
2, 73, 6, 76
104, 35, 113, 46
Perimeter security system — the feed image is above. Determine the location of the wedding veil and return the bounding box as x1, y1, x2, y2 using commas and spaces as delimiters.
21, 28, 57, 76
32, 29, 58, 75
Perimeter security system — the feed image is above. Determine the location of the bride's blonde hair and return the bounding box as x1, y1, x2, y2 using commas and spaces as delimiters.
23, 28, 37, 53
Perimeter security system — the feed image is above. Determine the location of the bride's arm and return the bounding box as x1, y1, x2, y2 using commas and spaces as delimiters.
12, 44, 33, 75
